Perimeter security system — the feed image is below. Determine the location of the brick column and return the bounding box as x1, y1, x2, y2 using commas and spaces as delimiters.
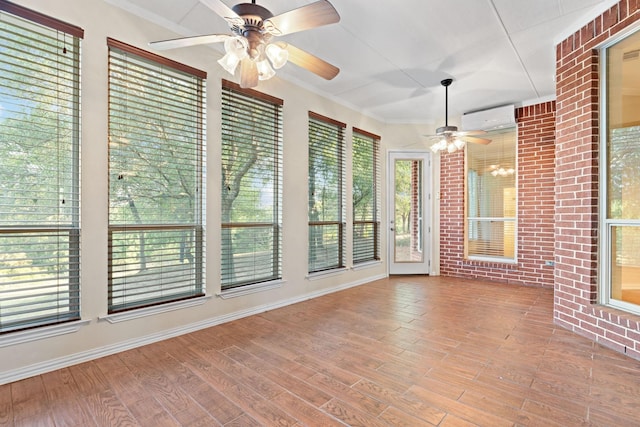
554, 0, 640, 360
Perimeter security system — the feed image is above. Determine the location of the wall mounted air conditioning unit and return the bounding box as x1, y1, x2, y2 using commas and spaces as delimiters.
461, 104, 516, 131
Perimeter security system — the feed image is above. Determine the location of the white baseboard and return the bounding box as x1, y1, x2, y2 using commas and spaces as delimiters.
0, 273, 386, 385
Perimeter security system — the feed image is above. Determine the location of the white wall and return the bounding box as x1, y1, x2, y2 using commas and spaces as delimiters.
0, 0, 433, 384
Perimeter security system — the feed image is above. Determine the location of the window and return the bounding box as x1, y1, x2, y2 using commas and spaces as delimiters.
602, 28, 640, 313
352, 128, 380, 264
0, 2, 82, 333
308, 112, 346, 273
108, 38, 205, 313
393, 157, 424, 263
221, 80, 282, 290
465, 129, 517, 261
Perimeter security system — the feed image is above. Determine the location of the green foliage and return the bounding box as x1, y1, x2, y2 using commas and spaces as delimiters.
109, 57, 201, 226
394, 160, 413, 234
220, 88, 282, 287
0, 13, 81, 329
608, 126, 640, 219
352, 133, 376, 221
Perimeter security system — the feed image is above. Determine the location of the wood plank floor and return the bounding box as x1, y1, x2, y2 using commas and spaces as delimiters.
1, 275, 640, 426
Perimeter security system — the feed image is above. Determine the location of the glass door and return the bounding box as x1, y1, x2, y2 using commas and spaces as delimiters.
388, 151, 431, 274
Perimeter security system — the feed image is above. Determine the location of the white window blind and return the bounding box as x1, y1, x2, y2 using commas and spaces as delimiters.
0, 1, 83, 333
466, 129, 517, 260
108, 38, 205, 313
352, 128, 380, 264
221, 80, 283, 290
308, 112, 346, 273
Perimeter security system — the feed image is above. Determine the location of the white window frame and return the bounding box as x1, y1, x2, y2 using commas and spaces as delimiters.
599, 24, 640, 315
464, 128, 518, 263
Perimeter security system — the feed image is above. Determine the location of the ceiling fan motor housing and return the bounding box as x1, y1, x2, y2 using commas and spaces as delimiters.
232, 3, 273, 31
231, 3, 274, 58
436, 125, 458, 135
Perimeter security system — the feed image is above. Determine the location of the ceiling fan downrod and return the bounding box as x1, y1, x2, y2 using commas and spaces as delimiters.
436, 78, 456, 135
442, 78, 452, 128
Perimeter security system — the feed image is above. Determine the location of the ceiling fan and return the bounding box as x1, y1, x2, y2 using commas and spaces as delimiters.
428, 78, 491, 153
149, 0, 340, 89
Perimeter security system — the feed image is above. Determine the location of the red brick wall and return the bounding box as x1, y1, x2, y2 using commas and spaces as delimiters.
439, 149, 465, 276
439, 102, 556, 287
554, 0, 640, 360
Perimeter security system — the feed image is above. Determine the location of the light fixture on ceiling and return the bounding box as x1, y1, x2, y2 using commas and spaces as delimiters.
218, 36, 248, 74
431, 136, 466, 153
427, 79, 491, 154
149, 0, 340, 89
489, 164, 515, 177
217, 34, 288, 81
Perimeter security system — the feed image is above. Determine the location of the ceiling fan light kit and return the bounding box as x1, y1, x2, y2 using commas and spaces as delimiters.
431, 135, 466, 153
428, 78, 491, 154
265, 43, 288, 69
490, 165, 515, 177
217, 36, 248, 73
150, 0, 340, 89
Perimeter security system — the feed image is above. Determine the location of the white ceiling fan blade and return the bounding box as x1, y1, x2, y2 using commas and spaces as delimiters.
265, 0, 339, 36
462, 135, 492, 145
457, 129, 487, 136
149, 34, 230, 50
280, 42, 339, 80
240, 57, 258, 88
199, 0, 240, 22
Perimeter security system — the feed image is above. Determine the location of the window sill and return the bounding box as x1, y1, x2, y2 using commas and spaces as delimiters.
603, 300, 640, 317
0, 319, 91, 348
464, 256, 517, 266
352, 260, 382, 271
218, 279, 285, 299
307, 267, 348, 280
100, 295, 212, 324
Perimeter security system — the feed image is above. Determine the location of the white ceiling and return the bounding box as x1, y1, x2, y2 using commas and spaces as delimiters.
105, 0, 619, 125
